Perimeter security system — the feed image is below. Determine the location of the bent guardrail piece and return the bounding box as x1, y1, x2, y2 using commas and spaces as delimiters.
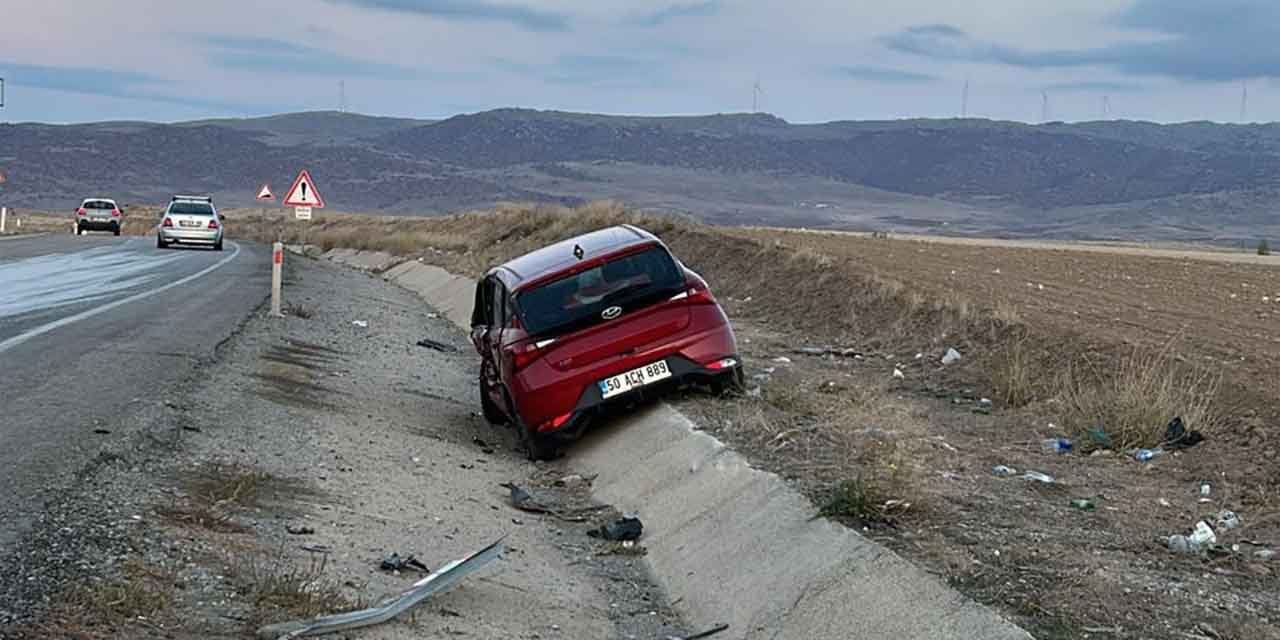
257, 536, 507, 639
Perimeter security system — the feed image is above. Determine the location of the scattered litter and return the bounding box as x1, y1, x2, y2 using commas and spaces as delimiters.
472, 436, 495, 455
380, 552, 430, 573
554, 474, 595, 489
588, 516, 643, 542
793, 348, 825, 356
978, 398, 992, 407
257, 538, 504, 639
914, 353, 923, 359
1070, 499, 1096, 512
1134, 448, 1164, 462
93, 428, 111, 435
1158, 498, 1172, 508
666, 623, 730, 640
992, 465, 1018, 477
1161, 416, 1204, 450
747, 387, 762, 398
1200, 483, 1213, 499
1023, 471, 1055, 484
352, 320, 369, 328
512, 518, 524, 526
892, 368, 905, 380
1040, 438, 1073, 454
1191, 521, 1217, 546
416, 338, 457, 352
1167, 523, 1217, 555
286, 524, 316, 535
941, 348, 962, 365
1256, 549, 1276, 561
1087, 426, 1113, 449
1216, 510, 1241, 531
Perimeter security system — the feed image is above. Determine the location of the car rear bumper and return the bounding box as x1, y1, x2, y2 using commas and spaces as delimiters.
160, 228, 221, 244
78, 218, 119, 230
513, 319, 740, 436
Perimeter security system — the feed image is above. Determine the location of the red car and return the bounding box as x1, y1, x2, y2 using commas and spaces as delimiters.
471, 224, 742, 459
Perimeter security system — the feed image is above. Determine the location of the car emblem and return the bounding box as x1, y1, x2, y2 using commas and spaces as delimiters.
601, 306, 622, 320
573, 244, 585, 260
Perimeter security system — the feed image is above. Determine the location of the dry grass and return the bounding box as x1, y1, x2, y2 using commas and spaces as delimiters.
237, 549, 356, 627
63, 557, 177, 626
156, 464, 272, 533
1055, 340, 1223, 450
989, 334, 1042, 408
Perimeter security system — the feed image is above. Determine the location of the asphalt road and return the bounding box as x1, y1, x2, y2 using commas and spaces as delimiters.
0, 233, 270, 551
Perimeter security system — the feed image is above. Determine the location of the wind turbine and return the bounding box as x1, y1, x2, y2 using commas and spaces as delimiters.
1240, 80, 1249, 123
1041, 90, 1050, 123
752, 77, 764, 113
1102, 95, 1111, 119
961, 77, 970, 118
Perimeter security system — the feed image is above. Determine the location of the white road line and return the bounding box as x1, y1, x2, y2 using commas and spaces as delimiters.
0, 242, 243, 355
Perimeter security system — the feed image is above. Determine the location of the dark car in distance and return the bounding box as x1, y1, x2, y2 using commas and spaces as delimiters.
471, 224, 742, 459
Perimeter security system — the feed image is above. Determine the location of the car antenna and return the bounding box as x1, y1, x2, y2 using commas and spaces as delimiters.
573, 244, 584, 260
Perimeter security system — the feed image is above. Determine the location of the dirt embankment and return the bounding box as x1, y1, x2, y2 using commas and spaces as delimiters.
219, 201, 1280, 638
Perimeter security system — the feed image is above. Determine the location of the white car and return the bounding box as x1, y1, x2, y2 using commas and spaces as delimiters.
157, 195, 224, 251
75, 198, 124, 236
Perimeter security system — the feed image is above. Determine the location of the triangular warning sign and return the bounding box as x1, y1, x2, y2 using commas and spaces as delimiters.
283, 170, 325, 208
256, 183, 274, 200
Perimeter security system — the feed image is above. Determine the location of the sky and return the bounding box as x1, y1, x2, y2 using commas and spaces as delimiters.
3, 0, 1280, 124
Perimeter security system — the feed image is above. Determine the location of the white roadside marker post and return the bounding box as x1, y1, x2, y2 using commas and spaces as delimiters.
0, 207, 6, 233
271, 241, 284, 317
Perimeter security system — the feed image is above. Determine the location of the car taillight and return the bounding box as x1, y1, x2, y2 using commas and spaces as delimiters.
111, 209, 121, 217
208, 219, 219, 229
76, 208, 86, 216
509, 341, 543, 371
162, 218, 173, 227
672, 281, 717, 305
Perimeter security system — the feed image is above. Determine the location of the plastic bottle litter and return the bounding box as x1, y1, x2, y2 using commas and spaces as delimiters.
1134, 448, 1164, 462
992, 465, 1017, 477
1040, 438, 1073, 454
1216, 510, 1241, 531
1189, 521, 1217, 546
1256, 549, 1276, 562
1022, 471, 1055, 484
941, 348, 962, 365
1070, 499, 1096, 511
1199, 483, 1212, 502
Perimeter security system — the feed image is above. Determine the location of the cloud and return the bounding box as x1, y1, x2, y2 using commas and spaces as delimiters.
324, 0, 569, 32
883, 1, 1280, 82
0, 61, 276, 112
1045, 81, 1144, 93
493, 55, 661, 88
203, 36, 411, 78
629, 1, 720, 27
836, 65, 937, 84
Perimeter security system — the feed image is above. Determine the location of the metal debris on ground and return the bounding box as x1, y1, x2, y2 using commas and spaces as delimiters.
667, 623, 730, 640
415, 337, 457, 352
257, 537, 505, 639
588, 516, 643, 542
500, 482, 604, 522
380, 552, 430, 573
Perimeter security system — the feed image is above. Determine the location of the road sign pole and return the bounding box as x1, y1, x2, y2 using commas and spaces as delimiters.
271, 242, 284, 317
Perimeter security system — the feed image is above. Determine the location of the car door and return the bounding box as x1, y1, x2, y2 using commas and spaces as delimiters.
485, 279, 509, 388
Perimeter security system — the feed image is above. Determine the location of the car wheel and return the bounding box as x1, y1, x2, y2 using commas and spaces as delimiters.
213, 239, 223, 251
156, 235, 166, 249
113, 227, 121, 236
75, 225, 83, 236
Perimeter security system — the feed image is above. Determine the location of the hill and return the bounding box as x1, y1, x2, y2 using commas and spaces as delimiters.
1, 109, 1278, 241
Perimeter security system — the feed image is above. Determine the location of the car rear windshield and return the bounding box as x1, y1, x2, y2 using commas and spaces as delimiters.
516, 246, 684, 337
169, 202, 214, 215
84, 200, 114, 210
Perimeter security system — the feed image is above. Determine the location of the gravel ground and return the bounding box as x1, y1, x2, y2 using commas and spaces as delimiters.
2, 255, 686, 639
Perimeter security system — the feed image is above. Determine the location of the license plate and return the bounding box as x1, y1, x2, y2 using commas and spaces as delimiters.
598, 360, 671, 399
180, 220, 200, 227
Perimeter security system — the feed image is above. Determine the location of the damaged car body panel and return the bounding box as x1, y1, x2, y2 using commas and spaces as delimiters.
471, 225, 742, 459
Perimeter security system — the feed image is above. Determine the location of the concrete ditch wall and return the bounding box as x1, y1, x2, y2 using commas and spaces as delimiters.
291, 246, 1033, 640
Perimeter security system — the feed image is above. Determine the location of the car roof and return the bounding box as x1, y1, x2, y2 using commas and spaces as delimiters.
81, 198, 117, 204
491, 224, 661, 289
